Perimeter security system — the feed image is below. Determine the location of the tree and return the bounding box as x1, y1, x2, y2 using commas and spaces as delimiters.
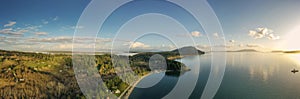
118, 82, 128, 92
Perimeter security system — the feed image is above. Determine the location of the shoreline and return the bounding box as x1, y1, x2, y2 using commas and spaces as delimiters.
119, 72, 153, 98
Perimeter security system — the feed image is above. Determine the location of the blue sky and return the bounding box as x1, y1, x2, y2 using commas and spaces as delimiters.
1, 0, 300, 51
209, 0, 300, 50
0, 0, 89, 37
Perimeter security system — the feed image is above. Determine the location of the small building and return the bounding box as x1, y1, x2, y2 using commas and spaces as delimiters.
115, 89, 120, 94
34, 68, 38, 71
19, 78, 25, 82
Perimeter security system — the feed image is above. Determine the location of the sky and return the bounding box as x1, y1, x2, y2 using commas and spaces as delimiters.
1, 0, 300, 52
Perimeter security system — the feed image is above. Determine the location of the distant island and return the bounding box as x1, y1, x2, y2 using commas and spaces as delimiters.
227, 49, 259, 52
134, 46, 205, 60
271, 50, 284, 53
283, 50, 300, 54
271, 50, 300, 54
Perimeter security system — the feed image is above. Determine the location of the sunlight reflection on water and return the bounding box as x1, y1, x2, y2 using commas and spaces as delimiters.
130, 53, 300, 99
286, 54, 300, 67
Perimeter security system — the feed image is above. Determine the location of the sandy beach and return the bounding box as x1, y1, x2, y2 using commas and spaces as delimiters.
119, 72, 153, 98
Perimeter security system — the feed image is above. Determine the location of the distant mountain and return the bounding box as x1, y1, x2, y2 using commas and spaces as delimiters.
129, 46, 205, 55
283, 50, 300, 54
270, 50, 300, 54
171, 46, 205, 55
131, 46, 205, 60
227, 49, 259, 52
130, 46, 204, 72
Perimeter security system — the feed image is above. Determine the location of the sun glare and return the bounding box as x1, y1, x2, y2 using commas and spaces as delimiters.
282, 25, 300, 51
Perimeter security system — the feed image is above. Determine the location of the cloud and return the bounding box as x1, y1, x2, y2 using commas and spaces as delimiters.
0, 24, 43, 36
168, 45, 176, 50
196, 44, 211, 51
219, 44, 234, 48
0, 28, 13, 32
42, 20, 49, 24
23, 25, 42, 31
191, 31, 201, 37
60, 25, 84, 32
238, 44, 244, 47
158, 44, 176, 51
52, 16, 59, 21
0, 28, 27, 36
248, 30, 262, 38
130, 42, 150, 48
213, 33, 219, 38
41, 16, 59, 24
27, 36, 73, 43
71, 26, 84, 29
0, 36, 113, 51
0, 36, 6, 41
248, 27, 280, 40
4, 21, 16, 27
267, 33, 280, 40
246, 44, 263, 48
27, 36, 112, 44
35, 32, 48, 36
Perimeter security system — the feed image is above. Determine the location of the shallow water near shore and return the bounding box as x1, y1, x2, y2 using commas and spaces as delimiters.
129, 52, 300, 99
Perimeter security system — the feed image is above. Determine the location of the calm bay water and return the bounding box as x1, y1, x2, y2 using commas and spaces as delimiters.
129, 52, 300, 99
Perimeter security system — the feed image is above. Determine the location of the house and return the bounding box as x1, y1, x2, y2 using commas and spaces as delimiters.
115, 89, 120, 94
19, 78, 25, 82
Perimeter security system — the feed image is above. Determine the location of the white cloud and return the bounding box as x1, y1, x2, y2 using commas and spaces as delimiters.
0, 24, 44, 37
130, 42, 150, 48
27, 36, 112, 44
213, 33, 219, 38
0, 36, 6, 41
248, 27, 280, 40
0, 36, 114, 51
238, 44, 244, 47
248, 30, 262, 38
4, 21, 16, 27
35, 32, 48, 36
158, 44, 176, 51
0, 28, 13, 32
196, 44, 211, 51
246, 44, 263, 48
229, 40, 235, 43
71, 26, 84, 29
41, 16, 59, 24
267, 33, 280, 40
191, 31, 201, 37
248, 30, 256, 36
28, 36, 73, 43
23, 25, 42, 31
42, 20, 49, 24
52, 16, 59, 21
0, 28, 27, 36
60, 25, 84, 32
168, 45, 176, 50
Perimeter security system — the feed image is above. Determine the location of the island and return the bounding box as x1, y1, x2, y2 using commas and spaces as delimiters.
271, 50, 300, 54
226, 49, 259, 52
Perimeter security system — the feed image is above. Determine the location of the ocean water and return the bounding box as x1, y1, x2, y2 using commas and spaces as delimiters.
129, 52, 300, 99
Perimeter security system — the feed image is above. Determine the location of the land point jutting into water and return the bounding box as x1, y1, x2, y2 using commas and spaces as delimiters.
0, 46, 204, 98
